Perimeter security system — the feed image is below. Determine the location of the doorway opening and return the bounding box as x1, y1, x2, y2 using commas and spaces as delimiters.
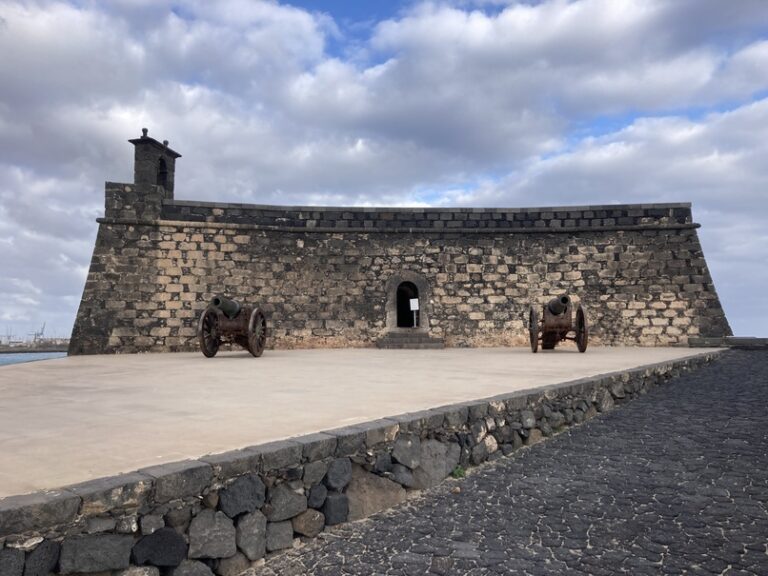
396, 281, 419, 328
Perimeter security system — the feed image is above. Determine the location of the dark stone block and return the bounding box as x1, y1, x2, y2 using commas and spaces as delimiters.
216, 551, 250, 576
0, 548, 24, 576
324, 458, 352, 491
188, 510, 236, 560
392, 434, 420, 469
307, 484, 328, 509
139, 460, 213, 504
265, 484, 307, 522
172, 560, 215, 576
218, 474, 265, 519
236, 511, 266, 562
521, 410, 535, 429
67, 472, 153, 516
59, 534, 133, 573
327, 427, 366, 457
322, 493, 349, 526
23, 539, 60, 576
257, 440, 302, 472
391, 464, 416, 488
265, 521, 293, 552
295, 433, 337, 462
199, 448, 261, 480
373, 453, 393, 474
165, 506, 192, 533
132, 527, 188, 567
0, 490, 81, 538
303, 460, 328, 487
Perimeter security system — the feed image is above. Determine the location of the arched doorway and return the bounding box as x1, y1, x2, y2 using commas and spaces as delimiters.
396, 281, 419, 328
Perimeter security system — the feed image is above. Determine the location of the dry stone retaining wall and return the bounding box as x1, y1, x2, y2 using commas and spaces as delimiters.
0, 352, 721, 576
69, 182, 731, 354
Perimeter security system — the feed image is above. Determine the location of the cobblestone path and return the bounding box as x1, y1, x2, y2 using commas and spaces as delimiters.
251, 351, 768, 575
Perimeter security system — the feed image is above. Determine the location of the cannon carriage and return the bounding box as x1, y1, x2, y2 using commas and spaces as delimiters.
528, 295, 588, 353
198, 296, 267, 358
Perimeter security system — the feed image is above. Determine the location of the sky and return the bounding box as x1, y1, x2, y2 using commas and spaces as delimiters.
0, 0, 767, 341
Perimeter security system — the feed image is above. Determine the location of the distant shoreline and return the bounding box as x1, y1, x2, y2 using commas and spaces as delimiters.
0, 345, 69, 354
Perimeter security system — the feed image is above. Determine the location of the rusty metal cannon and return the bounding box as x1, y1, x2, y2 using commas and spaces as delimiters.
197, 295, 267, 358
528, 295, 588, 353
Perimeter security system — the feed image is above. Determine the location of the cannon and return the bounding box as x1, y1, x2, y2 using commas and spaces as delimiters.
197, 295, 267, 358
528, 295, 588, 353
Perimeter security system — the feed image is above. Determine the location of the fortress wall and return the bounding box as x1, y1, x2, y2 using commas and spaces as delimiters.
69, 184, 731, 354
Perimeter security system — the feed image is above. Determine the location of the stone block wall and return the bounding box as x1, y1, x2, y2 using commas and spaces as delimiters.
70, 184, 730, 354
0, 352, 720, 576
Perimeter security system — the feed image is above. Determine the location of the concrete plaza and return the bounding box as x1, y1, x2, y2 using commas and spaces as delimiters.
0, 346, 718, 498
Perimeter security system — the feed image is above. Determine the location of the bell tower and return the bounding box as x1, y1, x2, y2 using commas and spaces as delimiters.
128, 128, 182, 199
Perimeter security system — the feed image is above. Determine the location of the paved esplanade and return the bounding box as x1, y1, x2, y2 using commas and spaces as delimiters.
251, 350, 768, 576
0, 347, 713, 497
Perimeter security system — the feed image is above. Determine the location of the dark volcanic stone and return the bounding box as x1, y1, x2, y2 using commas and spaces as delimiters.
296, 433, 337, 461
132, 527, 188, 567
218, 473, 265, 518
292, 509, 325, 538
188, 510, 236, 560
322, 492, 349, 525
59, 534, 133, 573
265, 484, 307, 522
302, 460, 329, 487
412, 440, 460, 489
373, 453, 393, 474
216, 552, 250, 576
324, 458, 352, 491
67, 472, 153, 516
392, 434, 421, 469
172, 560, 215, 576
308, 483, 328, 509
265, 521, 294, 552
23, 539, 60, 576
165, 506, 193, 533
140, 514, 164, 535
391, 464, 416, 488
236, 510, 267, 561
0, 548, 24, 576
259, 440, 302, 472
139, 460, 213, 504
0, 490, 80, 538
520, 410, 535, 429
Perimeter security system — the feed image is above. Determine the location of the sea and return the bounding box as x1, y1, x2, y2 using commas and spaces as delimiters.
0, 352, 67, 367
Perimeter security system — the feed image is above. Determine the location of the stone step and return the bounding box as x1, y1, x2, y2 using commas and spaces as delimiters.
376, 333, 445, 349
377, 341, 445, 350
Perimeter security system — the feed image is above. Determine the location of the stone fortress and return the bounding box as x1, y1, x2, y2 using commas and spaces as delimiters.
69, 130, 731, 354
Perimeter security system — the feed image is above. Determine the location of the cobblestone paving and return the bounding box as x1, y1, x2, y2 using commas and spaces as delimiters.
251, 351, 768, 575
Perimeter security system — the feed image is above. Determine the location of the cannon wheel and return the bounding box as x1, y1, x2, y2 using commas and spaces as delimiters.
198, 308, 220, 358
247, 308, 267, 357
528, 306, 539, 353
575, 304, 588, 353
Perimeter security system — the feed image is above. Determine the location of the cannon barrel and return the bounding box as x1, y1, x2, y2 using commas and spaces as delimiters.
210, 295, 242, 319
547, 295, 571, 316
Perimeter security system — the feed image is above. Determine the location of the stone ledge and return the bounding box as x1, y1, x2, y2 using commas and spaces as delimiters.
689, 336, 767, 349
0, 350, 724, 572
97, 217, 700, 235
164, 198, 693, 214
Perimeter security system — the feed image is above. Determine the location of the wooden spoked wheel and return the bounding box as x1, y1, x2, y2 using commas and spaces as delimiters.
529, 306, 539, 353
576, 304, 588, 353
248, 308, 267, 357
198, 308, 220, 358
